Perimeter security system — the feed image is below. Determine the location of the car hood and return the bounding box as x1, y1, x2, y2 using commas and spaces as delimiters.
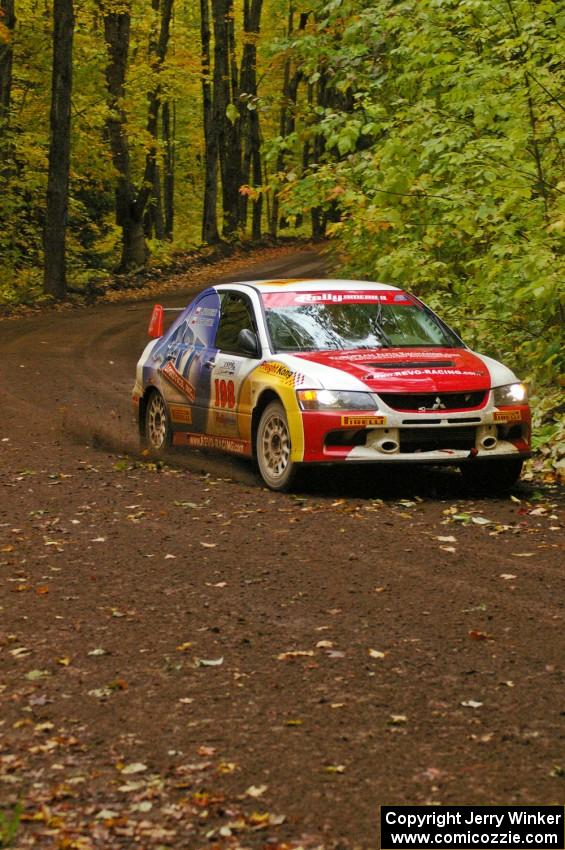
291, 348, 493, 393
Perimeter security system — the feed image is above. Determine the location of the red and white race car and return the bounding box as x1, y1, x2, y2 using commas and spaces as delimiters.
132, 279, 530, 491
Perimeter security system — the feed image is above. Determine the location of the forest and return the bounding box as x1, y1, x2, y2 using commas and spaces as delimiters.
0, 0, 563, 465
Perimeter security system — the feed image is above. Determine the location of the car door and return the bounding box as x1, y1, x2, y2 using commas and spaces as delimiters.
157, 289, 222, 433
193, 290, 262, 453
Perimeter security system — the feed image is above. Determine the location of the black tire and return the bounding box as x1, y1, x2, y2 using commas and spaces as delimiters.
460, 458, 524, 495
143, 390, 172, 453
256, 400, 298, 491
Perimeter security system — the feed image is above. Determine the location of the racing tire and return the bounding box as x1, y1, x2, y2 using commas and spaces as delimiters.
460, 458, 524, 495
256, 401, 298, 491
143, 390, 172, 453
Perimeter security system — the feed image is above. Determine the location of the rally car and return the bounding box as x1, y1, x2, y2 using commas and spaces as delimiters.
132, 279, 530, 491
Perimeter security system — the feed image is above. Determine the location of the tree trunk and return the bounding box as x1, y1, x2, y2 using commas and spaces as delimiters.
139, 0, 173, 240
162, 99, 175, 239
270, 6, 308, 236
102, 4, 148, 272
212, 0, 240, 238
0, 0, 16, 164
239, 0, 263, 238
200, 0, 219, 243
43, 0, 74, 300
311, 70, 328, 239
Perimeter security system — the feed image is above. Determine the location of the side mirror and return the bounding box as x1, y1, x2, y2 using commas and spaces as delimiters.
238, 328, 260, 357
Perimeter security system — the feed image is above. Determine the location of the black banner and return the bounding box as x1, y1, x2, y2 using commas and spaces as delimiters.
381, 806, 564, 849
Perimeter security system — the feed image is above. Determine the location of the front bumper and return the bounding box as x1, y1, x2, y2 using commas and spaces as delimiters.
300, 404, 531, 464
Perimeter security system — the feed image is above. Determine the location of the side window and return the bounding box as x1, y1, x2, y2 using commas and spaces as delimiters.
214, 293, 257, 354
180, 290, 221, 347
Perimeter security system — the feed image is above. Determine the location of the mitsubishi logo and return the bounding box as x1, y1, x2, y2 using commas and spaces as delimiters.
419, 396, 447, 411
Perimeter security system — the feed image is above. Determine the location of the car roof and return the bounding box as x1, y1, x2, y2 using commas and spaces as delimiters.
215, 278, 401, 294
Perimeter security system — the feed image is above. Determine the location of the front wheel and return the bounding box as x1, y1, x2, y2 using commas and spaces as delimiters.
460, 458, 524, 495
256, 401, 298, 491
143, 391, 172, 453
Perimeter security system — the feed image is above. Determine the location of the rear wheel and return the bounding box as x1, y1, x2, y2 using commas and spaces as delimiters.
460, 458, 523, 495
256, 401, 297, 491
144, 391, 172, 453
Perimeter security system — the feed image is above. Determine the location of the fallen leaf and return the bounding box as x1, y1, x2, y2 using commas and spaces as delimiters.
461, 700, 483, 708
10, 647, 31, 658
88, 688, 112, 699
277, 650, 315, 660
468, 630, 494, 641
25, 669, 50, 681
325, 764, 345, 773
176, 642, 193, 652
500, 573, 517, 580
96, 809, 119, 820
512, 552, 535, 557
368, 648, 386, 659
119, 762, 147, 775
195, 657, 224, 667
200, 542, 217, 548
316, 640, 333, 649
246, 784, 268, 798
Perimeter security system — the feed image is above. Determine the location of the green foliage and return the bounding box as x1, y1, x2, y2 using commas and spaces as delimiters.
275, 0, 564, 388
0, 803, 22, 848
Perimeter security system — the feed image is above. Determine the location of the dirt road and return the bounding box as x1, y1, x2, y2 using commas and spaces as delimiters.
0, 248, 563, 849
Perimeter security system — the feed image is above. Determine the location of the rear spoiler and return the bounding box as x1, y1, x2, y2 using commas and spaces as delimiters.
147, 304, 184, 339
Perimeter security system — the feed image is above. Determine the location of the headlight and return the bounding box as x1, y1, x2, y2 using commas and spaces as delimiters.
297, 389, 377, 411
492, 383, 528, 405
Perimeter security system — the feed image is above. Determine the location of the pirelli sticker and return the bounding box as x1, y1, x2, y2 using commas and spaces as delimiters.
170, 405, 192, 424
494, 410, 522, 423
162, 361, 196, 402
341, 414, 386, 428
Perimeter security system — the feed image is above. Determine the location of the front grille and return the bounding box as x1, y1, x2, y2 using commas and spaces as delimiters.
399, 427, 476, 453
379, 391, 487, 412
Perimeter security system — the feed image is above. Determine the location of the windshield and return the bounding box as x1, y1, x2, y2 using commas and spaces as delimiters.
262, 290, 462, 352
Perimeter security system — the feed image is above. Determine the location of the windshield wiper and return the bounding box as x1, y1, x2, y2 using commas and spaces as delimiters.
371, 305, 392, 347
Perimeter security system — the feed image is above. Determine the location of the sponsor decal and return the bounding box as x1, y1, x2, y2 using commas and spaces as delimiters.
214, 411, 237, 427
263, 290, 413, 307
170, 405, 192, 424
331, 350, 456, 362
494, 410, 522, 423
295, 292, 392, 304
174, 433, 250, 455
341, 415, 386, 427
162, 361, 196, 402
369, 368, 483, 378
216, 359, 237, 376
260, 361, 305, 387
